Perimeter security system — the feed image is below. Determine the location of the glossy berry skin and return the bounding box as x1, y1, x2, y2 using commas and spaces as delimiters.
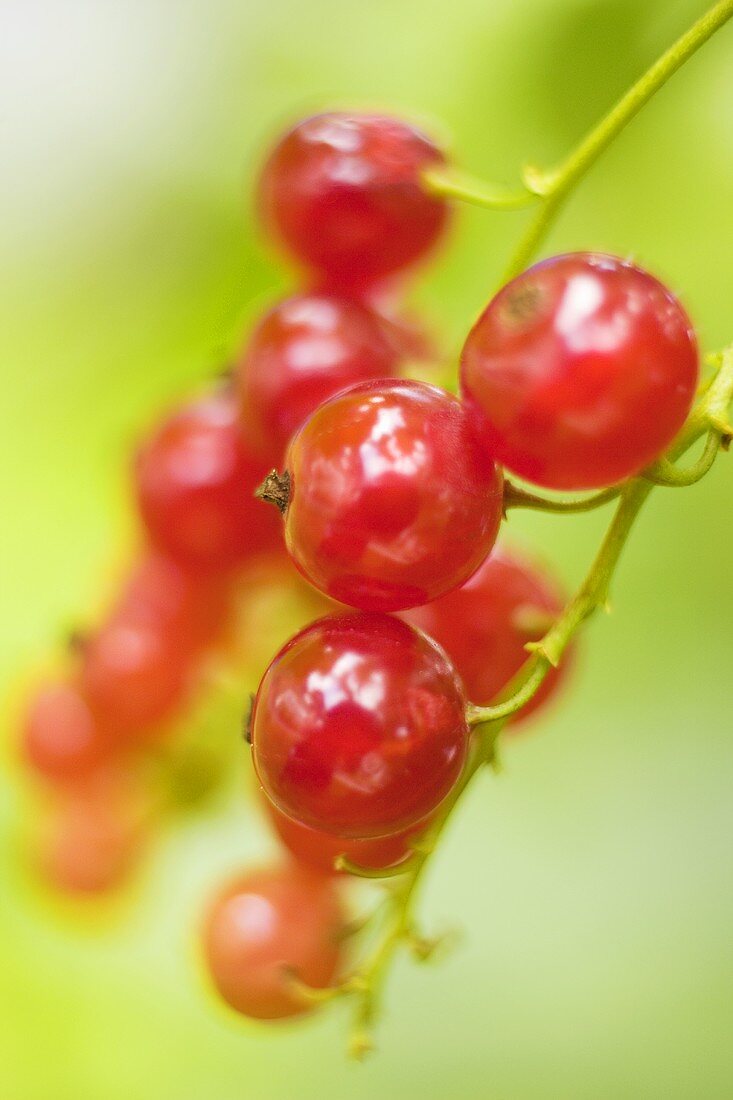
461, 253, 699, 490
404, 546, 569, 727
237, 293, 398, 464
251, 612, 468, 839
259, 112, 450, 288
80, 617, 191, 738
277, 379, 503, 612
136, 391, 279, 571
22, 682, 111, 783
262, 794, 423, 876
203, 865, 344, 1019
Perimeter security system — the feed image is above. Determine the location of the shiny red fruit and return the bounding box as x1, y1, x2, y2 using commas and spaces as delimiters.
259, 112, 450, 288
237, 293, 398, 464
404, 545, 569, 726
203, 864, 344, 1019
460, 253, 699, 490
262, 793, 423, 875
136, 391, 279, 571
271, 379, 503, 612
80, 617, 191, 738
251, 612, 468, 839
22, 681, 111, 783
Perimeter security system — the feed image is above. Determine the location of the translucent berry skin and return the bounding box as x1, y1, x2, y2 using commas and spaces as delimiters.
404, 546, 569, 727
203, 865, 344, 1019
259, 112, 450, 288
23, 682, 111, 783
237, 293, 398, 464
136, 392, 279, 571
278, 379, 504, 612
80, 617, 191, 738
262, 793, 424, 875
460, 253, 699, 490
251, 612, 468, 839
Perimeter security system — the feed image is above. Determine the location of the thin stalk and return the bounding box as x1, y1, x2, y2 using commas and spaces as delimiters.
502, 0, 733, 280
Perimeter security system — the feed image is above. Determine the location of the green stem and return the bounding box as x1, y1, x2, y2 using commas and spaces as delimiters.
643, 430, 721, 486
467, 660, 550, 725
478, 344, 733, 714
340, 345, 733, 1056
503, 479, 620, 514
502, 0, 733, 280
346, 718, 504, 1056
423, 166, 538, 211
327, 0, 733, 1048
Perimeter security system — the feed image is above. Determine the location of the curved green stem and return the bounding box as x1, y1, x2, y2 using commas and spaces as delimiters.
345, 716, 505, 1057
315, 1, 733, 1051
332, 345, 733, 1057
643, 430, 721, 486
423, 166, 538, 211
499, 0, 733, 281
467, 659, 550, 725
503, 479, 620, 514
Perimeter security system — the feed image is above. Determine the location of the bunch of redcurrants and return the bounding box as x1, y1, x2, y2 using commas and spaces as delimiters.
19, 111, 699, 1023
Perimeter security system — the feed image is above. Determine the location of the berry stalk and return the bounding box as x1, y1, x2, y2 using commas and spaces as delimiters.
426, 0, 733, 283
319, 343, 733, 1057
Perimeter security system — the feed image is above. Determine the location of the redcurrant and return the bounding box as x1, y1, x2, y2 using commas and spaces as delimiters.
460, 253, 699, 490
237, 293, 397, 464
262, 379, 503, 612
404, 545, 570, 726
203, 864, 344, 1019
259, 112, 450, 288
136, 390, 279, 571
251, 612, 468, 838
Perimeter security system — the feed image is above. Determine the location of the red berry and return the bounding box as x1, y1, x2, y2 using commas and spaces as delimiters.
251, 612, 468, 839
115, 552, 231, 652
80, 617, 191, 738
237, 293, 398, 464
203, 864, 344, 1019
267, 379, 503, 612
259, 112, 450, 288
404, 545, 570, 726
136, 391, 279, 571
460, 253, 699, 490
262, 793, 423, 875
22, 681, 111, 783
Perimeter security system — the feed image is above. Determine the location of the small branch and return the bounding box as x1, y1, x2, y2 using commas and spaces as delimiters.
642, 431, 721, 486
467, 658, 551, 725
503, 479, 620, 514
502, 0, 733, 281
422, 166, 538, 211
329, 345, 733, 1054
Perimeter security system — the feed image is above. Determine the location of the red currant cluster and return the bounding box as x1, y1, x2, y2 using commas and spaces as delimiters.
19, 110, 700, 1027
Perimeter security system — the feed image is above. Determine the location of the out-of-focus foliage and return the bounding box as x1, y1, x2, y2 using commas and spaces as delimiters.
2, 1, 733, 1096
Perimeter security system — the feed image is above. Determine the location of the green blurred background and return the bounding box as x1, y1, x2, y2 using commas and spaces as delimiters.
2, 0, 733, 1096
